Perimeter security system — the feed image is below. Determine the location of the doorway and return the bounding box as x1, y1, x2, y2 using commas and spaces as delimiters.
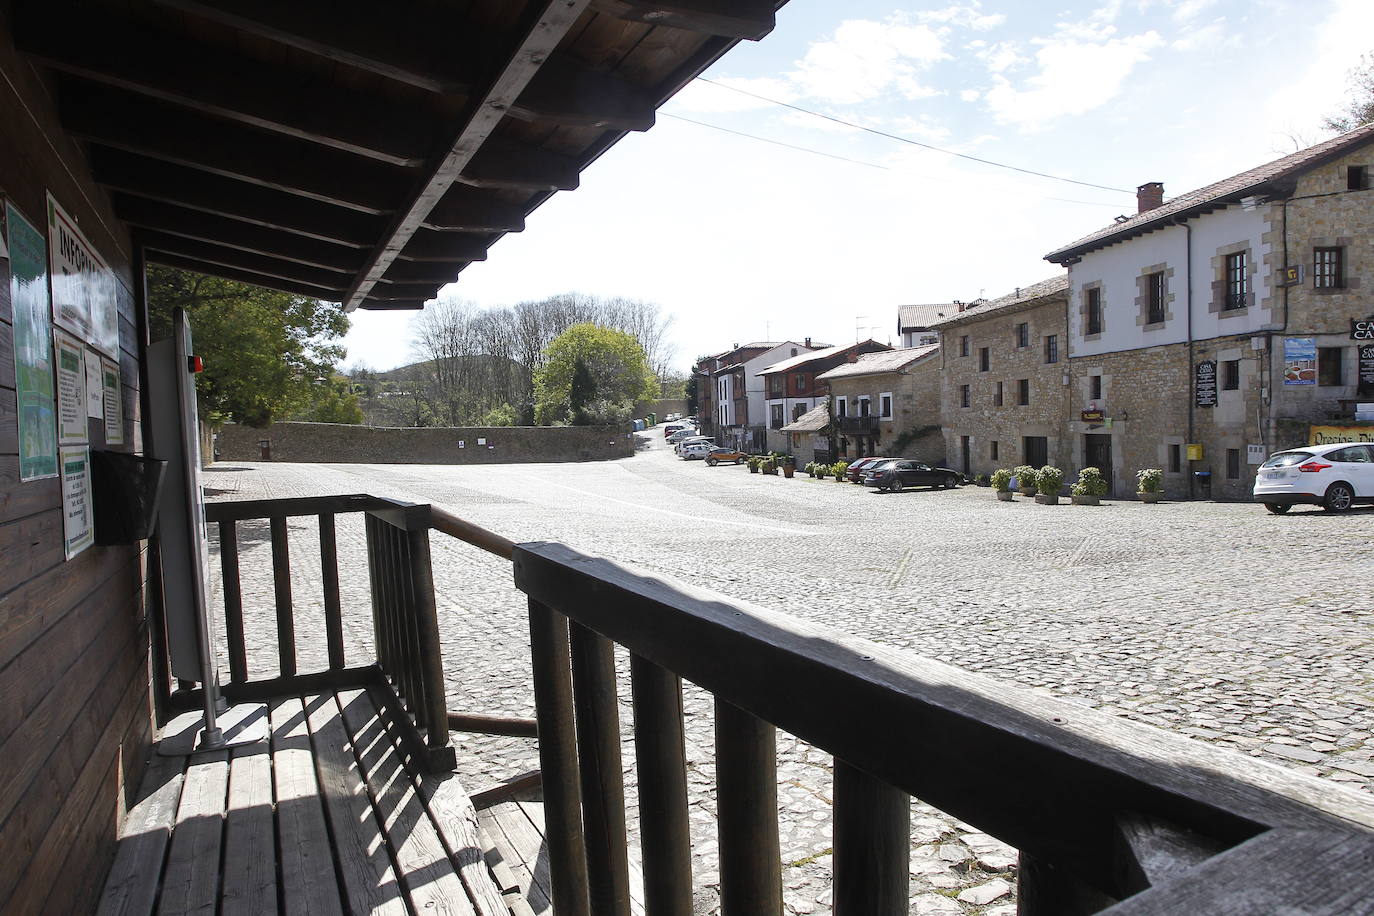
1085, 434, 1113, 495
960, 436, 971, 474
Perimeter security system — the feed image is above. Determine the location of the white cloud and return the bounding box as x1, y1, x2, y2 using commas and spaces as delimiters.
668, 76, 798, 114
891, 114, 953, 142
1262, 0, 1373, 138
789, 18, 948, 104
1170, 0, 1218, 23
984, 29, 1164, 128
978, 40, 1030, 73
1170, 19, 1232, 52
918, 4, 1006, 31
777, 110, 862, 133
960, 88, 982, 102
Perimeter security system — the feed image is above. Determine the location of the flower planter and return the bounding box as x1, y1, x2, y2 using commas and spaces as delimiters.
1138, 491, 1161, 503
996, 491, 1014, 501
1019, 488, 1038, 498
749, 466, 758, 474
1072, 495, 1100, 506
1034, 494, 1059, 505
782, 466, 794, 478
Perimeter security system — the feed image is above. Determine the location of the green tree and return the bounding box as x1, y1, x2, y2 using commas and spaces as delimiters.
478, 404, 518, 426
534, 323, 655, 425
298, 381, 365, 424
1325, 51, 1374, 132
568, 356, 597, 425
147, 266, 350, 427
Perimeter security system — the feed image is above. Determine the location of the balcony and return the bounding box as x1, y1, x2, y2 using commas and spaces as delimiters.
101, 493, 1374, 915
836, 415, 880, 436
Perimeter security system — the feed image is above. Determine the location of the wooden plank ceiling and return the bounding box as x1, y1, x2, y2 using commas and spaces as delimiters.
13, 0, 783, 310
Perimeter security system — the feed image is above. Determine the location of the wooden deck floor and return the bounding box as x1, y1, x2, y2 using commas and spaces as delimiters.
97, 687, 521, 916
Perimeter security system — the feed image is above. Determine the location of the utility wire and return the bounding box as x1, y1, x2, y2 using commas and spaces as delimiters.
663, 112, 1123, 209
695, 76, 1134, 196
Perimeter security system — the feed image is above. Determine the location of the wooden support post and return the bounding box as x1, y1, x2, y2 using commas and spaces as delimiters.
528, 601, 592, 916
218, 519, 247, 683
1018, 851, 1117, 915
405, 526, 448, 752
319, 513, 345, 670
569, 622, 632, 916
630, 653, 692, 916
715, 699, 781, 916
269, 515, 295, 677
832, 760, 910, 916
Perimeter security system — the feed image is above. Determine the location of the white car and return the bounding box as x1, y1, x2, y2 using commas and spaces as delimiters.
1252, 442, 1374, 513
675, 436, 714, 455
679, 442, 715, 460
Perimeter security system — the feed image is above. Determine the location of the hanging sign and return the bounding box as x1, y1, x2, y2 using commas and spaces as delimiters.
1357, 344, 1374, 398
1353, 317, 1374, 341
102, 356, 124, 445
60, 445, 94, 559
1195, 360, 1217, 407
1283, 337, 1316, 385
54, 329, 88, 444
47, 193, 119, 356
7, 201, 59, 480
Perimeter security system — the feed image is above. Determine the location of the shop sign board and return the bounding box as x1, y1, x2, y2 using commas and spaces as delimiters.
47, 193, 119, 357
1283, 337, 1316, 385
1359, 343, 1374, 397
1195, 360, 1217, 407
6, 201, 59, 480
1308, 425, 1374, 445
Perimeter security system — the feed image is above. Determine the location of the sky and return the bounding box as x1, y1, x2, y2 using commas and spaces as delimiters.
341, 0, 1373, 373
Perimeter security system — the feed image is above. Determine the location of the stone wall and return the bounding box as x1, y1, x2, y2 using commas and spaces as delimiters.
634, 397, 688, 419
217, 422, 635, 464
827, 358, 945, 463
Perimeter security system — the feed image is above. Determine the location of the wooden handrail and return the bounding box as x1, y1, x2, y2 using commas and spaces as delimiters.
428, 505, 515, 559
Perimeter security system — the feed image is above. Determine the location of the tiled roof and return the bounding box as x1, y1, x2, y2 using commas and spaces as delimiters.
781, 402, 829, 433
927, 275, 1068, 330
815, 345, 940, 380
1045, 121, 1374, 262
758, 340, 888, 375
898, 303, 957, 329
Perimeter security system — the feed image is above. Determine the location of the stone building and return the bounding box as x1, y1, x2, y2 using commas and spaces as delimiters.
930, 277, 1070, 479
815, 345, 943, 462
897, 303, 953, 347
758, 339, 891, 453
1045, 122, 1374, 500
693, 340, 818, 449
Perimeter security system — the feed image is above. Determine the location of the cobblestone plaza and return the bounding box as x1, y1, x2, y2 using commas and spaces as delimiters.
205, 436, 1374, 914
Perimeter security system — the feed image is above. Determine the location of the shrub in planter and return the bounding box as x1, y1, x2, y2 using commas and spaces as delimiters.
1012, 465, 1039, 496
1035, 465, 1064, 504
1071, 466, 1109, 505
974, 473, 990, 487
761, 457, 778, 475
990, 468, 1014, 501
1136, 468, 1163, 502
747, 455, 761, 473
831, 461, 849, 480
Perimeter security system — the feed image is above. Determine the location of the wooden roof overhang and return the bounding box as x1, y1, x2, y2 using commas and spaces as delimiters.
11, 0, 785, 310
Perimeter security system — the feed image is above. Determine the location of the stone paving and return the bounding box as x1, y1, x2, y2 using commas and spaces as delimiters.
203, 434, 1374, 915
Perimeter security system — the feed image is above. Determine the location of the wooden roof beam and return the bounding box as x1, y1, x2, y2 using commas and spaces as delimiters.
358, 300, 427, 311
396, 230, 493, 264
147, 252, 346, 301
459, 140, 581, 192
382, 259, 474, 284
115, 198, 368, 270
146, 0, 495, 95
92, 149, 384, 248
138, 232, 355, 291
510, 54, 657, 131
14, 1, 434, 166
591, 0, 776, 40
422, 187, 527, 233
344, 0, 594, 312
61, 84, 410, 214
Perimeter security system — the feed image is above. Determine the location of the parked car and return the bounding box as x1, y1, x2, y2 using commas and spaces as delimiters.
705, 447, 748, 466
861, 458, 962, 492
844, 456, 885, 482
666, 428, 700, 444
1253, 442, 1374, 513
679, 442, 717, 460
664, 423, 691, 436
674, 436, 714, 455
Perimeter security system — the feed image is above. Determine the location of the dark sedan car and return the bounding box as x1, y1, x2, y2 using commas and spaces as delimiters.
861, 458, 962, 492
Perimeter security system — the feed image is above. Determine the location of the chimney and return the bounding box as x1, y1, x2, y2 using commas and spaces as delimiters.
1137, 181, 1164, 213
804, 337, 811, 348
847, 349, 858, 363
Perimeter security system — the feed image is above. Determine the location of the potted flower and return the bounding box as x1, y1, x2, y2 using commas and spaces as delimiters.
1071, 467, 1109, 505
1035, 466, 1064, 505
762, 457, 778, 475
1012, 465, 1038, 497
747, 455, 761, 474
831, 461, 849, 481
1136, 468, 1164, 503
781, 454, 796, 478
990, 468, 1014, 501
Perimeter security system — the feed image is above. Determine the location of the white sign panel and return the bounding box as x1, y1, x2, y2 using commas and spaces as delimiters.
85, 346, 103, 419
47, 193, 119, 356
61, 445, 94, 559
102, 356, 124, 445
54, 329, 88, 445
1247, 444, 1266, 464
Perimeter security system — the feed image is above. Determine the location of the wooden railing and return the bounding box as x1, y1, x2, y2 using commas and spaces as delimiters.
197, 494, 456, 771
512, 541, 1374, 915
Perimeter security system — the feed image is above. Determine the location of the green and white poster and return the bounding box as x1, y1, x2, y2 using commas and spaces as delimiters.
54, 328, 88, 445
60, 445, 94, 559
102, 356, 124, 446
6, 200, 59, 481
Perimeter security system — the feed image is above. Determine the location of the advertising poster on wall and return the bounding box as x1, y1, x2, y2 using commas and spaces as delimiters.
102, 357, 124, 445
1359, 344, 1374, 398
6, 201, 59, 481
54, 329, 88, 444
85, 346, 104, 420
1283, 337, 1316, 385
60, 445, 94, 559
47, 193, 119, 357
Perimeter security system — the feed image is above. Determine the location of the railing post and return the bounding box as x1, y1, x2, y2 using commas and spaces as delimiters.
715, 698, 781, 916
529, 600, 592, 916
319, 512, 345, 670
404, 521, 448, 753
217, 519, 247, 683
630, 653, 692, 916
833, 760, 910, 916
269, 515, 295, 677
569, 622, 632, 916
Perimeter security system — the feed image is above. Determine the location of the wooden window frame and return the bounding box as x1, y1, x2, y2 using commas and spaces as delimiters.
1314, 247, 1343, 289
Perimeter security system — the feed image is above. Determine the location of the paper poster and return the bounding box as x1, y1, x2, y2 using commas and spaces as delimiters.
54, 329, 88, 444
47, 193, 119, 356
102, 357, 124, 445
7, 201, 59, 480
85, 346, 103, 419
61, 446, 94, 558
1283, 337, 1316, 385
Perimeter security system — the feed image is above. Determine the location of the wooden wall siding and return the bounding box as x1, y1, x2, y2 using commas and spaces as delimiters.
0, 8, 152, 912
